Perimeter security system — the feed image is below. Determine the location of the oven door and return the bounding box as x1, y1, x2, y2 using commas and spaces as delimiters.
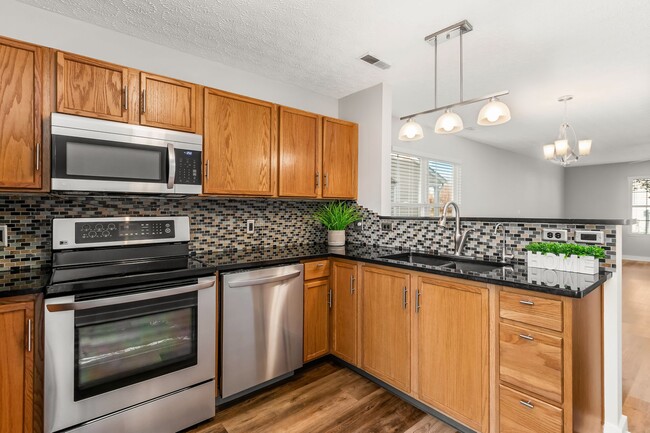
44, 276, 216, 433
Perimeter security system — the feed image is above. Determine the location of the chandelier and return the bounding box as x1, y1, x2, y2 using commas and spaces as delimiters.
398, 20, 511, 141
543, 96, 592, 166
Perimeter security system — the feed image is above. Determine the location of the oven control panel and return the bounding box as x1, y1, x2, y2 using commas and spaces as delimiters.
175, 149, 202, 185
75, 219, 176, 243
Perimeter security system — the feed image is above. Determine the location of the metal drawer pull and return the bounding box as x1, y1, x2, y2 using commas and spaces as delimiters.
316, 263, 324, 268
519, 300, 535, 306
205, 160, 210, 179
141, 89, 146, 113
328, 288, 332, 309
315, 172, 320, 188
402, 287, 408, 309
27, 319, 32, 352
415, 289, 421, 313
519, 334, 534, 341
519, 400, 534, 409
35, 144, 40, 171
229, 271, 301, 288
324, 173, 329, 188
123, 85, 128, 110
350, 275, 356, 294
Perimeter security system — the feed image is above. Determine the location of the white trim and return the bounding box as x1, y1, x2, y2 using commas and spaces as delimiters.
392, 145, 462, 166
628, 176, 650, 235
622, 255, 650, 262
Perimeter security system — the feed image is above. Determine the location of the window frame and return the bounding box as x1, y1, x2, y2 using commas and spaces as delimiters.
629, 176, 650, 236
390, 150, 461, 217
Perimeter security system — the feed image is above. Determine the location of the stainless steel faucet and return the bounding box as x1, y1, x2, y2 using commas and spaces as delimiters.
438, 201, 474, 256
493, 223, 514, 262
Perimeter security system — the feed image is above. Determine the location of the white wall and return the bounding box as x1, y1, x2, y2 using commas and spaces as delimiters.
339, 84, 392, 214
565, 161, 650, 258
392, 118, 565, 218
0, 0, 338, 117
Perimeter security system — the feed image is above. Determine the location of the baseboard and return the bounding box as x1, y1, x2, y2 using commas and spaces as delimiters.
623, 255, 650, 262
603, 415, 629, 433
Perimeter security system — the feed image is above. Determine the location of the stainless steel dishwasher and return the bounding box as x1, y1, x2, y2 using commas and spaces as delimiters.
220, 263, 304, 401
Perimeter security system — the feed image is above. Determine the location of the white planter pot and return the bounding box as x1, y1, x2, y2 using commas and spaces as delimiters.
527, 251, 600, 275
327, 230, 346, 246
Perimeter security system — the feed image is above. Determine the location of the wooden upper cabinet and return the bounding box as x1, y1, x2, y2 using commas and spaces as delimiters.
361, 265, 411, 393
416, 277, 489, 433
330, 261, 358, 365
322, 117, 358, 199
140, 72, 196, 132
278, 107, 321, 198
56, 52, 128, 123
0, 37, 43, 189
203, 88, 277, 195
0, 300, 34, 433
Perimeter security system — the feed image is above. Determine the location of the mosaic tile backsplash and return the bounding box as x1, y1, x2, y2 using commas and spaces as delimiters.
0, 195, 617, 271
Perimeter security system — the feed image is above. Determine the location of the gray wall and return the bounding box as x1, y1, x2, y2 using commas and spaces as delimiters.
0, 0, 338, 117
564, 161, 650, 258
392, 118, 566, 218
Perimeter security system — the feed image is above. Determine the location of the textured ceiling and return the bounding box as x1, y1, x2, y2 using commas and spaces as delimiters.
17, 0, 650, 165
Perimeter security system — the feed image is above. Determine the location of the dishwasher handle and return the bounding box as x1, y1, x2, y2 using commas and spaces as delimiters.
227, 270, 302, 288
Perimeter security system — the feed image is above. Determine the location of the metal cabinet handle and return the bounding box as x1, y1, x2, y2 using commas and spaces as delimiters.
519, 300, 535, 306
315, 171, 320, 189
141, 89, 146, 113
350, 275, 355, 294
519, 334, 534, 341
316, 263, 324, 268
328, 288, 332, 309
415, 289, 421, 313
167, 143, 176, 189
519, 400, 534, 409
402, 287, 408, 309
123, 85, 128, 110
324, 173, 329, 188
205, 160, 210, 179
27, 319, 32, 352
35, 144, 40, 171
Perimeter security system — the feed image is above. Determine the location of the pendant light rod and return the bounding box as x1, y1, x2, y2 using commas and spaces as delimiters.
424, 20, 473, 44
434, 36, 438, 109
459, 27, 463, 102
399, 90, 510, 121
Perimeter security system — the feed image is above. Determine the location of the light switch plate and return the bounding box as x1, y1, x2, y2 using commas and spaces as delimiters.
0, 225, 7, 247
246, 220, 255, 234
542, 229, 567, 242
381, 221, 393, 232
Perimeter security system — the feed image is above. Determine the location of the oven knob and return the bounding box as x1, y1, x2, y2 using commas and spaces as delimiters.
103, 231, 110, 237
89, 231, 97, 238
82, 224, 91, 231
95, 224, 103, 230
108, 223, 116, 230
165, 228, 171, 233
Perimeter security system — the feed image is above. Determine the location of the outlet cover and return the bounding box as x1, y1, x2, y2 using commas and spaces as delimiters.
246, 220, 255, 234
350, 220, 363, 232
542, 229, 567, 242
380, 221, 393, 232
0, 225, 7, 247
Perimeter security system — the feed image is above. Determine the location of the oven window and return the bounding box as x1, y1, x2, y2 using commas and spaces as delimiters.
74, 292, 197, 401
67, 141, 162, 180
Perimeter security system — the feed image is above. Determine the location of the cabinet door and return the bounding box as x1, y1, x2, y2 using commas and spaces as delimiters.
0, 38, 43, 189
322, 117, 358, 199
303, 279, 330, 362
417, 277, 489, 432
56, 52, 128, 122
361, 266, 411, 392
203, 88, 277, 195
278, 107, 321, 197
140, 72, 196, 132
330, 261, 358, 365
0, 301, 34, 433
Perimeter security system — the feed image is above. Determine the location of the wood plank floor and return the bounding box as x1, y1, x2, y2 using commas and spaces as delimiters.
622, 260, 650, 433
185, 360, 459, 433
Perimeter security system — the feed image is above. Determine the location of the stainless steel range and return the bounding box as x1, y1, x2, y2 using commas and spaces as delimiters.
44, 217, 216, 433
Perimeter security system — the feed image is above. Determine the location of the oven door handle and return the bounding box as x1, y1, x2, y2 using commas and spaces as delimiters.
167, 142, 176, 190
46, 279, 215, 312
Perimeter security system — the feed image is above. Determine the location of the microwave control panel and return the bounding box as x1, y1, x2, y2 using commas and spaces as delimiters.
175, 149, 202, 185
75, 219, 176, 243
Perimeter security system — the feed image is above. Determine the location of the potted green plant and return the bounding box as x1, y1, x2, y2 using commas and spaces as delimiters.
525, 242, 606, 274
313, 201, 362, 246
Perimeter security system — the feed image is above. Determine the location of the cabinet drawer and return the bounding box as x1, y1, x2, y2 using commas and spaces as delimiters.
500, 290, 563, 332
499, 323, 563, 404
499, 385, 563, 433
304, 260, 330, 280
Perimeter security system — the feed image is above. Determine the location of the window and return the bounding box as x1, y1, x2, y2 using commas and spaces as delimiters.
631, 178, 650, 234
390, 152, 460, 217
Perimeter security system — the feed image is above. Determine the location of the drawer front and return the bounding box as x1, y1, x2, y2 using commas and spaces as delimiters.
499, 323, 563, 404
304, 260, 330, 280
500, 290, 563, 332
499, 385, 563, 433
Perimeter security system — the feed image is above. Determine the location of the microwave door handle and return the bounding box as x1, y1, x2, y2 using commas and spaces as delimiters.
167, 143, 176, 190
46, 279, 215, 312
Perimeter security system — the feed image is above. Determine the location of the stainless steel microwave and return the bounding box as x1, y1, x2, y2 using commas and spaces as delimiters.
51, 113, 203, 194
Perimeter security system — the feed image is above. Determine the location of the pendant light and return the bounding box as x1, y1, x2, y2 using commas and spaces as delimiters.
542, 96, 593, 166
398, 20, 511, 139
398, 118, 424, 141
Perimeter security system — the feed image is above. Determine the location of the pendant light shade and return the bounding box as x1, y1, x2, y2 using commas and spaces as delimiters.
554, 139, 569, 157
578, 139, 592, 156
543, 144, 556, 160
477, 98, 511, 126
435, 110, 464, 134
398, 118, 424, 141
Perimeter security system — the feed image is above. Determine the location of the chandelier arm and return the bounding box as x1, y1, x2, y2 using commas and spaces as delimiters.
459, 28, 464, 102
434, 36, 438, 109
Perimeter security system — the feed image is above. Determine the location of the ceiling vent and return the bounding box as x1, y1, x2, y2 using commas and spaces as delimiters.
359, 53, 391, 70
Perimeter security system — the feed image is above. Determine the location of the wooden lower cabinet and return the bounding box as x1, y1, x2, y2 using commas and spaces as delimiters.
416, 276, 489, 432
360, 265, 411, 393
330, 260, 358, 365
303, 278, 330, 362
499, 385, 563, 433
0, 299, 34, 433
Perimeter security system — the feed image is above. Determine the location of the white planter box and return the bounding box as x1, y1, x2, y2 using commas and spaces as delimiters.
527, 251, 600, 275
327, 230, 346, 246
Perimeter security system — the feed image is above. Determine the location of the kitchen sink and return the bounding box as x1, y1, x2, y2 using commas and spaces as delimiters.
379, 252, 508, 274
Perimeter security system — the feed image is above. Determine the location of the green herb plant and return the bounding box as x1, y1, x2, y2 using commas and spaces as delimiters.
313, 201, 362, 231
525, 242, 606, 259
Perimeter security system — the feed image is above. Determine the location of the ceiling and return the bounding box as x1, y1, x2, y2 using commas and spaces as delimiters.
19, 0, 650, 165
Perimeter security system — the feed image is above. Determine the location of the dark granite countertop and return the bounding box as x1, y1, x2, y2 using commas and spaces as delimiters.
194, 243, 609, 298
379, 216, 634, 225
0, 267, 50, 298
